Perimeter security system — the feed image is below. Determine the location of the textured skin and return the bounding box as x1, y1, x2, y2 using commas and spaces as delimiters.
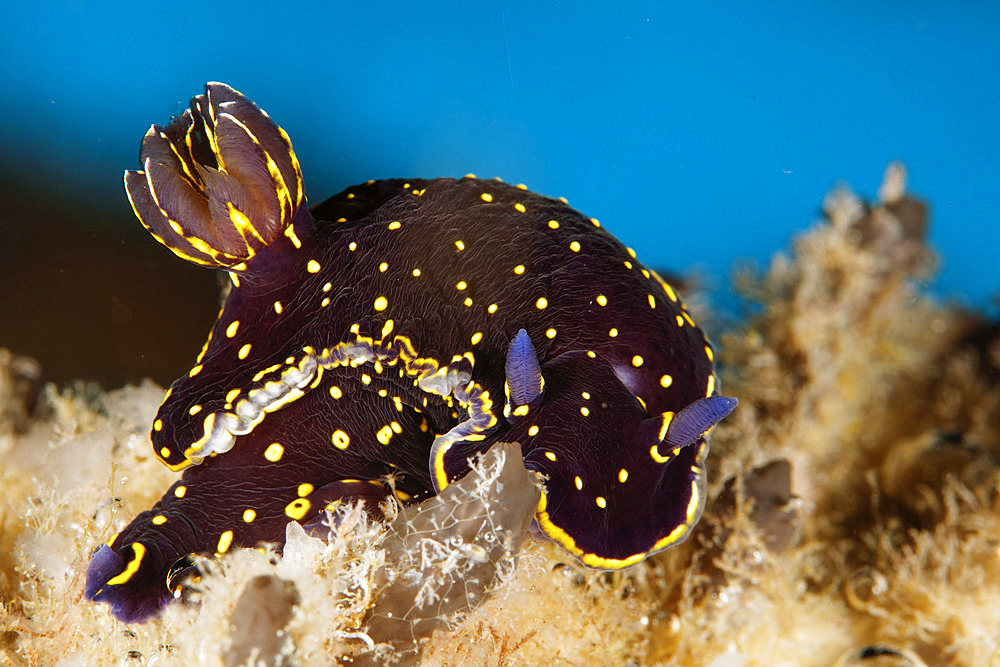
85, 83, 734, 623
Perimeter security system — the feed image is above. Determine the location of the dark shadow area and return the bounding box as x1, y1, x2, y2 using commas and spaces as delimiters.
0, 169, 221, 388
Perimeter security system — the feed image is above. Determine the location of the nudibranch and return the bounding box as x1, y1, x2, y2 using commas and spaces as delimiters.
86, 82, 737, 623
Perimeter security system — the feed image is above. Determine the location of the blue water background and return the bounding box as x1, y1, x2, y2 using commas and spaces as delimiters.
3, 2, 998, 313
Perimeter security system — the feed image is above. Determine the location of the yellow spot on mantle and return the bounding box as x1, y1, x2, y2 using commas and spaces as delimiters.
330, 386, 343, 399
374, 296, 389, 311
153, 419, 163, 432
545, 328, 557, 339
238, 343, 252, 359
243, 509, 256, 523
580, 406, 590, 416
514, 202, 526, 213
297, 483, 314, 497
480, 192, 493, 202
152, 514, 167, 525
264, 442, 284, 462
174, 485, 187, 498
388, 220, 402, 230
226, 320, 240, 338
535, 297, 548, 309
514, 264, 525, 275
596, 496, 607, 509
574, 476, 583, 490
332, 429, 350, 449
618, 468, 629, 483
632, 355, 644, 367
471, 331, 483, 345
487, 303, 498, 314
609, 328, 618, 337
528, 425, 539, 436
545, 451, 557, 461
548, 219, 560, 229
217, 530, 234, 554
596, 295, 607, 306
285, 498, 311, 520
569, 241, 581, 252
660, 374, 673, 388
456, 281, 468, 290
274, 301, 283, 314
307, 259, 321, 273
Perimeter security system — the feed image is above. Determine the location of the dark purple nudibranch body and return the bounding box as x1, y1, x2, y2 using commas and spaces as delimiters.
86, 83, 736, 622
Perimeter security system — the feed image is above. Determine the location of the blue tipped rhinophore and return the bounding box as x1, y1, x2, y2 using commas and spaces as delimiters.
665, 395, 739, 448
505, 328, 544, 408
